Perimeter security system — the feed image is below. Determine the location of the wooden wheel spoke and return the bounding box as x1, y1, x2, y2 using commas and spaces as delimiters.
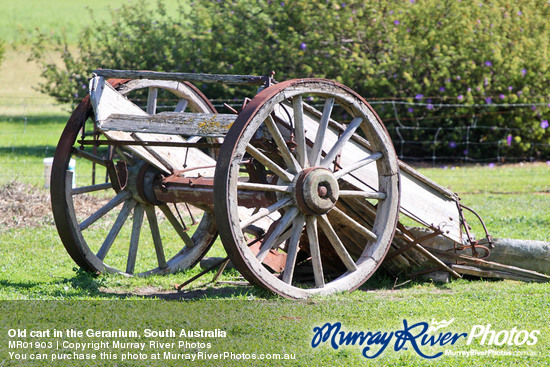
256, 207, 299, 262
126, 204, 145, 274
330, 207, 378, 242
265, 115, 301, 173
318, 215, 358, 272
305, 216, 325, 288
145, 205, 167, 270
96, 199, 137, 260
159, 204, 195, 248
321, 117, 363, 168
147, 87, 158, 114
240, 197, 293, 229
175, 98, 188, 112
282, 214, 305, 284
334, 152, 383, 179
79, 190, 131, 231
338, 190, 387, 200
72, 182, 112, 195
309, 98, 335, 166
292, 95, 308, 168
246, 144, 294, 182
237, 181, 293, 193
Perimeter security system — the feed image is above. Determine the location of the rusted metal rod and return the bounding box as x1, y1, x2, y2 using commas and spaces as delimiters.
77, 139, 221, 148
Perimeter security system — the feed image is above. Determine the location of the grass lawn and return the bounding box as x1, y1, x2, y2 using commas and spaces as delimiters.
0, 113, 549, 365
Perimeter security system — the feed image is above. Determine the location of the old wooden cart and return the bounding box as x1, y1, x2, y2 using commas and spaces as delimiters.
51, 70, 489, 299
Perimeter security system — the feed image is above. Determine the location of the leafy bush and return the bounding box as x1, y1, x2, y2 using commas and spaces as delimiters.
30, 0, 550, 160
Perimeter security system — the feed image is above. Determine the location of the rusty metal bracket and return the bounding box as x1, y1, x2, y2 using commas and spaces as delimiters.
460, 203, 494, 249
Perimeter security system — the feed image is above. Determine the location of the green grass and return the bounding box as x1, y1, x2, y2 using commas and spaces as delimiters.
0, 0, 184, 45
416, 164, 550, 242
1, 113, 549, 365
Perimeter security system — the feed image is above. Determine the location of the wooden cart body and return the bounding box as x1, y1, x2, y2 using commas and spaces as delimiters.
90, 73, 464, 245
51, 69, 479, 298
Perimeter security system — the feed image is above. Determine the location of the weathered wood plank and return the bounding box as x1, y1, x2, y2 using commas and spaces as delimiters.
426, 247, 550, 281
89, 76, 218, 176
451, 264, 547, 282
98, 112, 235, 137
94, 69, 266, 85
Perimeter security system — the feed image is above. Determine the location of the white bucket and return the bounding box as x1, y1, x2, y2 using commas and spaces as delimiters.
44, 158, 75, 189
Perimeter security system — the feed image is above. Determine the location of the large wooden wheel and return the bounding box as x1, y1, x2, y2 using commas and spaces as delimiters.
214, 79, 400, 298
51, 79, 218, 276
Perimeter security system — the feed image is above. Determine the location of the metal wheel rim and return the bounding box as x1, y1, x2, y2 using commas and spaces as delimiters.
215, 79, 400, 298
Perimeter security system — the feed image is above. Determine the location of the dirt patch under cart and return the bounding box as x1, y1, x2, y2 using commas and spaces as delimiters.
0, 180, 108, 230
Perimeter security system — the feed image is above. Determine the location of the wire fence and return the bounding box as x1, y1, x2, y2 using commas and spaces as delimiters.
1, 97, 549, 185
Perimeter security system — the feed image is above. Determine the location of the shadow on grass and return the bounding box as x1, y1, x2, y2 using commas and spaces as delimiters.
0, 114, 69, 125
1, 267, 457, 301
358, 271, 455, 293
0, 145, 57, 158
1, 268, 276, 301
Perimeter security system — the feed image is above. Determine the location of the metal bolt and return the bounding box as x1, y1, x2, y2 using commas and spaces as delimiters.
318, 185, 328, 198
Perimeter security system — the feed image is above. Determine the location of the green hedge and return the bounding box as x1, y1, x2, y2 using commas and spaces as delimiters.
30, 0, 550, 160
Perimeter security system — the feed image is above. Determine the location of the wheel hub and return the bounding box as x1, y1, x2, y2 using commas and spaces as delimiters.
295, 167, 339, 215
122, 161, 163, 205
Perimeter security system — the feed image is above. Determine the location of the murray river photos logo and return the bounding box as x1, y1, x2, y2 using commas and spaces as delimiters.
311, 319, 539, 359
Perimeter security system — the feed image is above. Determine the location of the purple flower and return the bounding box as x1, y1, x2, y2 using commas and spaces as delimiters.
485, 61, 492, 67
407, 107, 414, 113
488, 163, 496, 168
508, 86, 513, 91
507, 135, 513, 146
456, 76, 461, 80
427, 103, 434, 110
532, 105, 537, 111
439, 87, 445, 92
521, 68, 527, 76
410, 0, 415, 3
499, 94, 505, 99
341, 2, 346, 7
463, 149, 469, 155
415, 94, 424, 100
485, 97, 492, 104
467, 87, 472, 92
517, 91, 523, 96
541, 120, 549, 129
394, 20, 400, 25
300, 42, 307, 50
457, 95, 464, 100
389, 10, 394, 14
449, 141, 457, 148
280, 2, 284, 6
518, 11, 522, 15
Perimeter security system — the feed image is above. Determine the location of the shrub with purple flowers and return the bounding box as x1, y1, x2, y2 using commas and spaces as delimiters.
30, 0, 550, 160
